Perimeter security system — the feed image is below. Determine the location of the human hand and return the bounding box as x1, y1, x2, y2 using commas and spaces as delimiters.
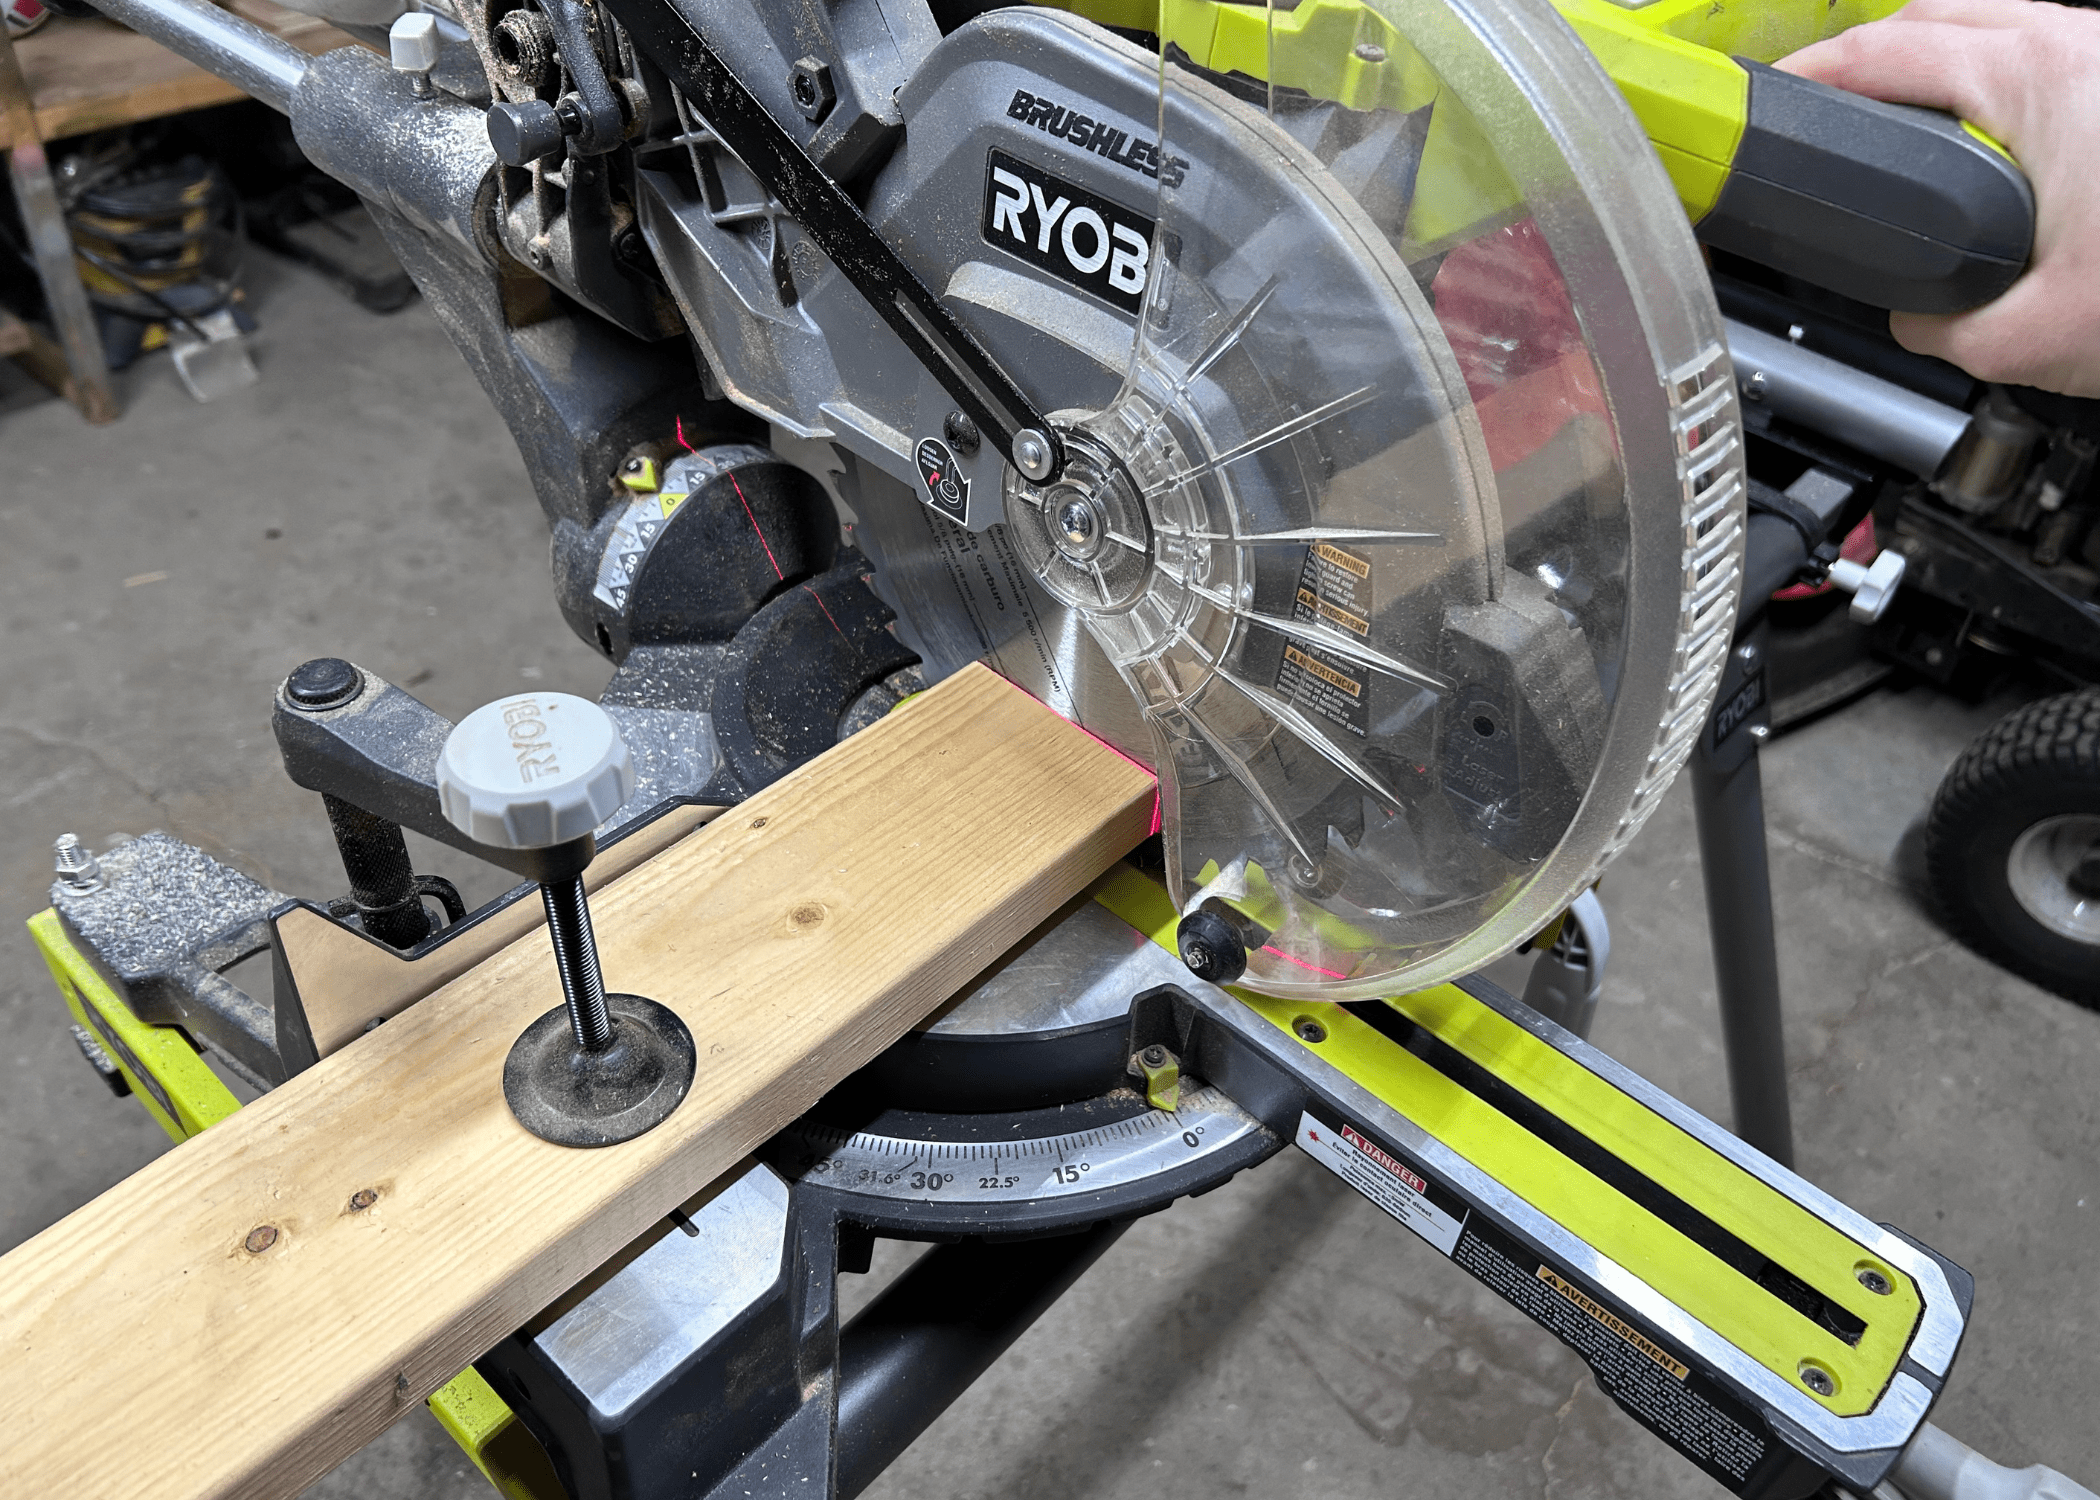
1779, 0, 2100, 396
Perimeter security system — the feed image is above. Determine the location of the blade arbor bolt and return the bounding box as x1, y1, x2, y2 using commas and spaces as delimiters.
1057, 500, 1096, 547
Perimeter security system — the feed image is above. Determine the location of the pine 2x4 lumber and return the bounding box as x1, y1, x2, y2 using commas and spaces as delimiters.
0, 662, 1158, 1499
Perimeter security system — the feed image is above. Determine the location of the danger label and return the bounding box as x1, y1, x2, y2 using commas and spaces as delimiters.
1296, 1112, 1465, 1254
1275, 543, 1374, 738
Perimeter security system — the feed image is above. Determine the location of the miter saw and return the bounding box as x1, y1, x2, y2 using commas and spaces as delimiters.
24, 0, 2096, 1493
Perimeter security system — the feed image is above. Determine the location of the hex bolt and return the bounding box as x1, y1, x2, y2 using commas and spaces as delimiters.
52, 833, 102, 892
789, 56, 835, 124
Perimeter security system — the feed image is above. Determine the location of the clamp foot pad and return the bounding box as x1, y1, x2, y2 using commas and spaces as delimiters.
503, 994, 695, 1147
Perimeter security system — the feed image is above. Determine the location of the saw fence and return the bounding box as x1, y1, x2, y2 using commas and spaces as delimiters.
0, 663, 1157, 1500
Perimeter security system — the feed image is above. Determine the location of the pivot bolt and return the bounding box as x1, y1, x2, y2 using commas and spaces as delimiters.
1012, 428, 1055, 482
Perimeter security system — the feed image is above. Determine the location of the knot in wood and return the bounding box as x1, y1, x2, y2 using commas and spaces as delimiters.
788, 901, 827, 931
243, 1225, 279, 1254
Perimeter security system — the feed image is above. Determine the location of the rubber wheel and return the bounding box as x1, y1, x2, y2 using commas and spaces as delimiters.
1926, 688, 2100, 1008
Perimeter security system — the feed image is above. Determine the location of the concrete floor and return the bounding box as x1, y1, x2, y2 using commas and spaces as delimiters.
1, 255, 2093, 1500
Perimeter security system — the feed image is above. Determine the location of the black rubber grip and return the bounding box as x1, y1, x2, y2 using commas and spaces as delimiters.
1696, 59, 2034, 315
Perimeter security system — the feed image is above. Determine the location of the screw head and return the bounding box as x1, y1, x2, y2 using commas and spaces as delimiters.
1352, 41, 1386, 61
1798, 1361, 1836, 1397
1140, 1043, 1169, 1068
1293, 1016, 1328, 1044
285, 657, 364, 710
1057, 500, 1097, 547
1012, 428, 1055, 482
1856, 1266, 1892, 1296
943, 410, 980, 455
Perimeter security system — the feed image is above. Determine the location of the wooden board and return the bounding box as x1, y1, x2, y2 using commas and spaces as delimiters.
4, 1, 358, 148
0, 663, 1157, 1500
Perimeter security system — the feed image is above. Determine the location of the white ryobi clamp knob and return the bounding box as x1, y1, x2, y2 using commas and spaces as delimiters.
436, 693, 633, 850
389, 12, 441, 95
1827, 548, 1906, 624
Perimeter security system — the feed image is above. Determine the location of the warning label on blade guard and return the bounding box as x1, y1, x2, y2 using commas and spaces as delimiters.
1274, 543, 1373, 738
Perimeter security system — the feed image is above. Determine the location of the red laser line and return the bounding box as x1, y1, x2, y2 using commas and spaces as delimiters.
674, 416, 696, 453
802, 584, 846, 639
1261, 945, 1348, 979
727, 471, 785, 581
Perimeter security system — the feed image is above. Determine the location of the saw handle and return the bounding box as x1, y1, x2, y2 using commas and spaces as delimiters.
1695, 59, 2034, 316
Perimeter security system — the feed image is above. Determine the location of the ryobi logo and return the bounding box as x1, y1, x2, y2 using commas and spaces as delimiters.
983, 150, 1153, 315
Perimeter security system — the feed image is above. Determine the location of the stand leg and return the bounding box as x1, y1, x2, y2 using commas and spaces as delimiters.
1691, 716, 1794, 1167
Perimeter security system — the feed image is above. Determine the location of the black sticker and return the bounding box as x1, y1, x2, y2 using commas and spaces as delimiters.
916, 436, 968, 517
983, 149, 1154, 315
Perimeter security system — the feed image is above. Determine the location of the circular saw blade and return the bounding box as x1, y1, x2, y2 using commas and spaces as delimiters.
862, 0, 1744, 1000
